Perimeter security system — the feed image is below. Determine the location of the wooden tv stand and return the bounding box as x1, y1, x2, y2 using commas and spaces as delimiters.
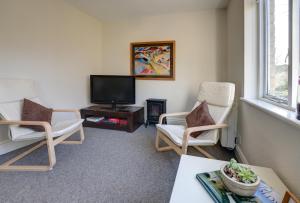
80, 105, 144, 132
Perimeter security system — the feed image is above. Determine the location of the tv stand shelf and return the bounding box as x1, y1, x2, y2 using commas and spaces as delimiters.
80, 105, 144, 132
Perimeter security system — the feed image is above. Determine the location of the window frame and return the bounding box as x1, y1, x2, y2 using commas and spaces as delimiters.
259, 0, 298, 111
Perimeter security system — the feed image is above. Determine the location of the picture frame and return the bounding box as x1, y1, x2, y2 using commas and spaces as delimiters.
130, 41, 175, 80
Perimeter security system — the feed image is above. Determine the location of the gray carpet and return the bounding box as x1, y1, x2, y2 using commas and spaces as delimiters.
0, 126, 235, 203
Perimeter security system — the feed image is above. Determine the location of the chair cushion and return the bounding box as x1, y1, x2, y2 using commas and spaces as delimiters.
12, 119, 84, 141
192, 101, 231, 124
197, 82, 235, 107
156, 124, 218, 146
186, 100, 215, 138
21, 99, 53, 132
0, 79, 83, 143
0, 97, 41, 140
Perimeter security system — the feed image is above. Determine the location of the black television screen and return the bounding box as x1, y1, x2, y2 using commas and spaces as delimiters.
90, 75, 135, 105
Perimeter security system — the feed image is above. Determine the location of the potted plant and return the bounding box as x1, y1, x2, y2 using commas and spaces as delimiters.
220, 159, 260, 196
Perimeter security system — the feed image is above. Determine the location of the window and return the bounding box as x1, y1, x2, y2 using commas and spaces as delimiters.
259, 0, 299, 109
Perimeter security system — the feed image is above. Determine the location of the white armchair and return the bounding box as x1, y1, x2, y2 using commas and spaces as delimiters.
156, 82, 235, 158
0, 79, 84, 171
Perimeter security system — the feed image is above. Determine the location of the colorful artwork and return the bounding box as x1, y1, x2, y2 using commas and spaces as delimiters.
131, 41, 175, 80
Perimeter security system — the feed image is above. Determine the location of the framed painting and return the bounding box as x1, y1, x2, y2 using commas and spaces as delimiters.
130, 41, 175, 80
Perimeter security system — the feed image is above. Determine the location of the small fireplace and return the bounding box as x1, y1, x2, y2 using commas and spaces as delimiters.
146, 99, 166, 126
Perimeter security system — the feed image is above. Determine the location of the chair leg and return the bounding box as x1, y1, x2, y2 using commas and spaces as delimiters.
46, 137, 56, 169
155, 131, 173, 152
193, 146, 215, 159
0, 141, 54, 172
0, 126, 84, 172
181, 143, 188, 155
155, 131, 161, 150
155, 131, 181, 154
60, 127, 85, 145
79, 126, 85, 142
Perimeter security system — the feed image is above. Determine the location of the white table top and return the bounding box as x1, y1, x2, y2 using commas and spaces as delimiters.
170, 155, 288, 203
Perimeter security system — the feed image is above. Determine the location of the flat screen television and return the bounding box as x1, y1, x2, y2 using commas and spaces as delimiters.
90, 75, 135, 108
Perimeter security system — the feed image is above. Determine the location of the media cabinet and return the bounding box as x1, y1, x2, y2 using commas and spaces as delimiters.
80, 106, 144, 132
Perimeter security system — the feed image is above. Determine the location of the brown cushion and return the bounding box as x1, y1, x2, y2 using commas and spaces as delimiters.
21, 98, 53, 132
186, 100, 215, 138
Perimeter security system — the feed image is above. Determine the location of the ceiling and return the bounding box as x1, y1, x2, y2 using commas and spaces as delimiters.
64, 0, 229, 22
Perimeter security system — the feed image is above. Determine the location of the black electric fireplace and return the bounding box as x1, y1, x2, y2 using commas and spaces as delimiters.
145, 98, 167, 126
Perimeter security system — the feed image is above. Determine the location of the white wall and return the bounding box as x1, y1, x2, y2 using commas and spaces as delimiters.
227, 0, 300, 196
239, 102, 300, 196
227, 0, 244, 98
102, 10, 227, 113
0, 0, 103, 109
0, 0, 103, 152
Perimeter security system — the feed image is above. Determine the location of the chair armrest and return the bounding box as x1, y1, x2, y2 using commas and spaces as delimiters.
0, 120, 52, 133
53, 109, 81, 119
185, 124, 228, 135
158, 112, 190, 124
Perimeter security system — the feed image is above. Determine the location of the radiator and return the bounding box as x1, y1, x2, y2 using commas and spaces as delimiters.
220, 101, 238, 149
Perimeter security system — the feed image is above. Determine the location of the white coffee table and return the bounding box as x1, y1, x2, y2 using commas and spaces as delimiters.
170, 155, 288, 203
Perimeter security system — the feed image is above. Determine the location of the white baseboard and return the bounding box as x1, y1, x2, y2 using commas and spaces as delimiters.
235, 145, 249, 164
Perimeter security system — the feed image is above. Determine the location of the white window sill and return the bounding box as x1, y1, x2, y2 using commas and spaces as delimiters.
240, 97, 300, 129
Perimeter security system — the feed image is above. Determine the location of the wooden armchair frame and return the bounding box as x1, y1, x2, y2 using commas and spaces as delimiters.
155, 112, 227, 159
0, 109, 84, 172
282, 191, 300, 203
